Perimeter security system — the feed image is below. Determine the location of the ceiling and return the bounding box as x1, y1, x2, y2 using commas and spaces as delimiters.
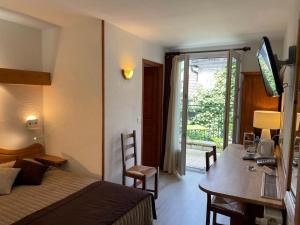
0, 0, 291, 49
0, 8, 56, 29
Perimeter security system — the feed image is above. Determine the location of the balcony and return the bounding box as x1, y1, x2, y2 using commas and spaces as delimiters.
186, 105, 224, 170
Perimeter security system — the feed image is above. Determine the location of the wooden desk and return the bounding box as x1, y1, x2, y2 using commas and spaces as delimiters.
199, 144, 285, 209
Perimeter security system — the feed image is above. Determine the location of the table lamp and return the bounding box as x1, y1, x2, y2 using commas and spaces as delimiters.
253, 110, 281, 140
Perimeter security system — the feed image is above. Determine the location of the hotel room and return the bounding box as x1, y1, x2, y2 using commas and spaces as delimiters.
0, 0, 299, 225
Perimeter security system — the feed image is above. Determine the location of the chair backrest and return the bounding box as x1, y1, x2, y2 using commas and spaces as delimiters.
205, 147, 217, 172
121, 130, 137, 172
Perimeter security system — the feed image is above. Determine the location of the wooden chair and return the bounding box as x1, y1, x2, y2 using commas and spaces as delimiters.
121, 130, 158, 199
202, 148, 247, 225
205, 146, 217, 172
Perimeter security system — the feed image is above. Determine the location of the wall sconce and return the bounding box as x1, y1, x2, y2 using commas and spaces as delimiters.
26, 115, 39, 130
122, 69, 134, 80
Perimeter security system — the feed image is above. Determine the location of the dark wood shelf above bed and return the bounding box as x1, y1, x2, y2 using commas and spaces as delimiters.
0, 68, 51, 85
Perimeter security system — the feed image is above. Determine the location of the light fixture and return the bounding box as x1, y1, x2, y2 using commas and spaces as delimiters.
122, 69, 134, 80
26, 115, 39, 130
253, 111, 281, 140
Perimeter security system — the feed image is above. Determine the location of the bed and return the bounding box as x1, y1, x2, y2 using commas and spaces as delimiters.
0, 144, 155, 225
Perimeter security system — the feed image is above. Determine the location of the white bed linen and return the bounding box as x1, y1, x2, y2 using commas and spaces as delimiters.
0, 168, 95, 225
0, 168, 153, 225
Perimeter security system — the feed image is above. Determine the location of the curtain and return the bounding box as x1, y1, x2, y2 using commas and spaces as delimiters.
160, 52, 180, 169
163, 56, 182, 174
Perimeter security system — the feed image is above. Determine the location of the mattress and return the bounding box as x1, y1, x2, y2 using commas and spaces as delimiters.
0, 168, 153, 225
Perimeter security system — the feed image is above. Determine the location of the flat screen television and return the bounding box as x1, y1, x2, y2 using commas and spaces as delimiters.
257, 37, 283, 97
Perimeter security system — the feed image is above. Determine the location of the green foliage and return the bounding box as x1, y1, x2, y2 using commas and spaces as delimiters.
187, 62, 237, 149
210, 137, 223, 151
186, 124, 207, 140
258, 55, 277, 95
188, 69, 226, 142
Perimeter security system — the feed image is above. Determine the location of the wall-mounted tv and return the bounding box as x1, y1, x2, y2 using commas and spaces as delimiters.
257, 37, 283, 97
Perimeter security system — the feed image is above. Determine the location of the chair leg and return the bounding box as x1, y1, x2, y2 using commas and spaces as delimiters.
230, 216, 244, 225
206, 209, 211, 225
213, 212, 217, 225
206, 193, 212, 225
154, 172, 158, 199
142, 177, 146, 190
133, 178, 137, 188
122, 174, 125, 186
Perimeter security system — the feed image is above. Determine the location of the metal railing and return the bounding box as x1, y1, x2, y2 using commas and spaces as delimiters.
187, 104, 225, 149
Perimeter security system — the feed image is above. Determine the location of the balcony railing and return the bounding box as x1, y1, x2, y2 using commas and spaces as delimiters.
187, 104, 225, 150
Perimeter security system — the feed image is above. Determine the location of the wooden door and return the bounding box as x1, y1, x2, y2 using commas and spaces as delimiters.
239, 72, 279, 144
142, 60, 163, 167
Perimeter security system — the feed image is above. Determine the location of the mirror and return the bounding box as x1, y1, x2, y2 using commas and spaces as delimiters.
280, 20, 300, 200
289, 34, 300, 199
291, 93, 300, 198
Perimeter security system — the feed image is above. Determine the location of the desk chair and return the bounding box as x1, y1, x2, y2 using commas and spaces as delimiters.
202, 148, 247, 225
121, 130, 158, 199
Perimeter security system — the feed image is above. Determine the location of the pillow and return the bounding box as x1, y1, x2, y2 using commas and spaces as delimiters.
0, 168, 21, 195
13, 159, 48, 185
0, 158, 41, 168
0, 161, 16, 168
23, 158, 43, 165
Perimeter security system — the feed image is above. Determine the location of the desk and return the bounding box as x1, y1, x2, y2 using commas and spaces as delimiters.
199, 144, 285, 209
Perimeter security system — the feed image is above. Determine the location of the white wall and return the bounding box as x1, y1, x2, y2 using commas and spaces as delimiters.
283, 0, 300, 59
104, 22, 164, 183
43, 18, 103, 178
168, 39, 283, 72
0, 19, 42, 71
241, 40, 283, 72
42, 27, 60, 73
0, 19, 44, 149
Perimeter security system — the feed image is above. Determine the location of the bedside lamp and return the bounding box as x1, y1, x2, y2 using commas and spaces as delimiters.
253, 111, 281, 140
26, 115, 39, 130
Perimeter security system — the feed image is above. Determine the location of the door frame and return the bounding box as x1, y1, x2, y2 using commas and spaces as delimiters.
178, 55, 190, 175
142, 59, 164, 167
232, 51, 242, 144
224, 50, 241, 148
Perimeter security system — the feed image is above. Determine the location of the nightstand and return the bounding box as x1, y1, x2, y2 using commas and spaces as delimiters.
34, 154, 67, 167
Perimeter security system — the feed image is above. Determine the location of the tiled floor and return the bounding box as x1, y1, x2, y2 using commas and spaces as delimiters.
186, 148, 221, 170
186, 148, 207, 170
153, 171, 229, 225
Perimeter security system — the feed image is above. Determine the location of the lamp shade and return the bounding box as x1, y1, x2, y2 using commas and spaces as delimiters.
253, 111, 281, 129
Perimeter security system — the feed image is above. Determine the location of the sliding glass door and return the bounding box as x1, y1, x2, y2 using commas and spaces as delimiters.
175, 55, 189, 175
224, 50, 241, 148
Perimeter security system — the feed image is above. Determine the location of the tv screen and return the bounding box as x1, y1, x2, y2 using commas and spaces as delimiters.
257, 37, 283, 97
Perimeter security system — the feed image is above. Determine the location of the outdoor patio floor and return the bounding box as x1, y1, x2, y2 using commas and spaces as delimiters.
186, 148, 220, 171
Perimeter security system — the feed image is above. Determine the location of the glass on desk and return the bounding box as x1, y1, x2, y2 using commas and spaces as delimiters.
244, 141, 256, 152
292, 139, 299, 184
291, 166, 298, 198
291, 136, 300, 199
243, 132, 255, 150
243, 132, 255, 142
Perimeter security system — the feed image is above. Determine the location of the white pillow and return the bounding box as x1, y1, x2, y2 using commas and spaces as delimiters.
0, 168, 21, 195
0, 159, 41, 169
0, 161, 16, 168
23, 158, 43, 165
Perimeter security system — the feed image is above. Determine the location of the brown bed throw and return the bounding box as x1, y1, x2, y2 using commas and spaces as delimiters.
12, 181, 156, 225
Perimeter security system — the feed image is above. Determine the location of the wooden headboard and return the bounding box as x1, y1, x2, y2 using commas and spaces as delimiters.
0, 143, 44, 163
